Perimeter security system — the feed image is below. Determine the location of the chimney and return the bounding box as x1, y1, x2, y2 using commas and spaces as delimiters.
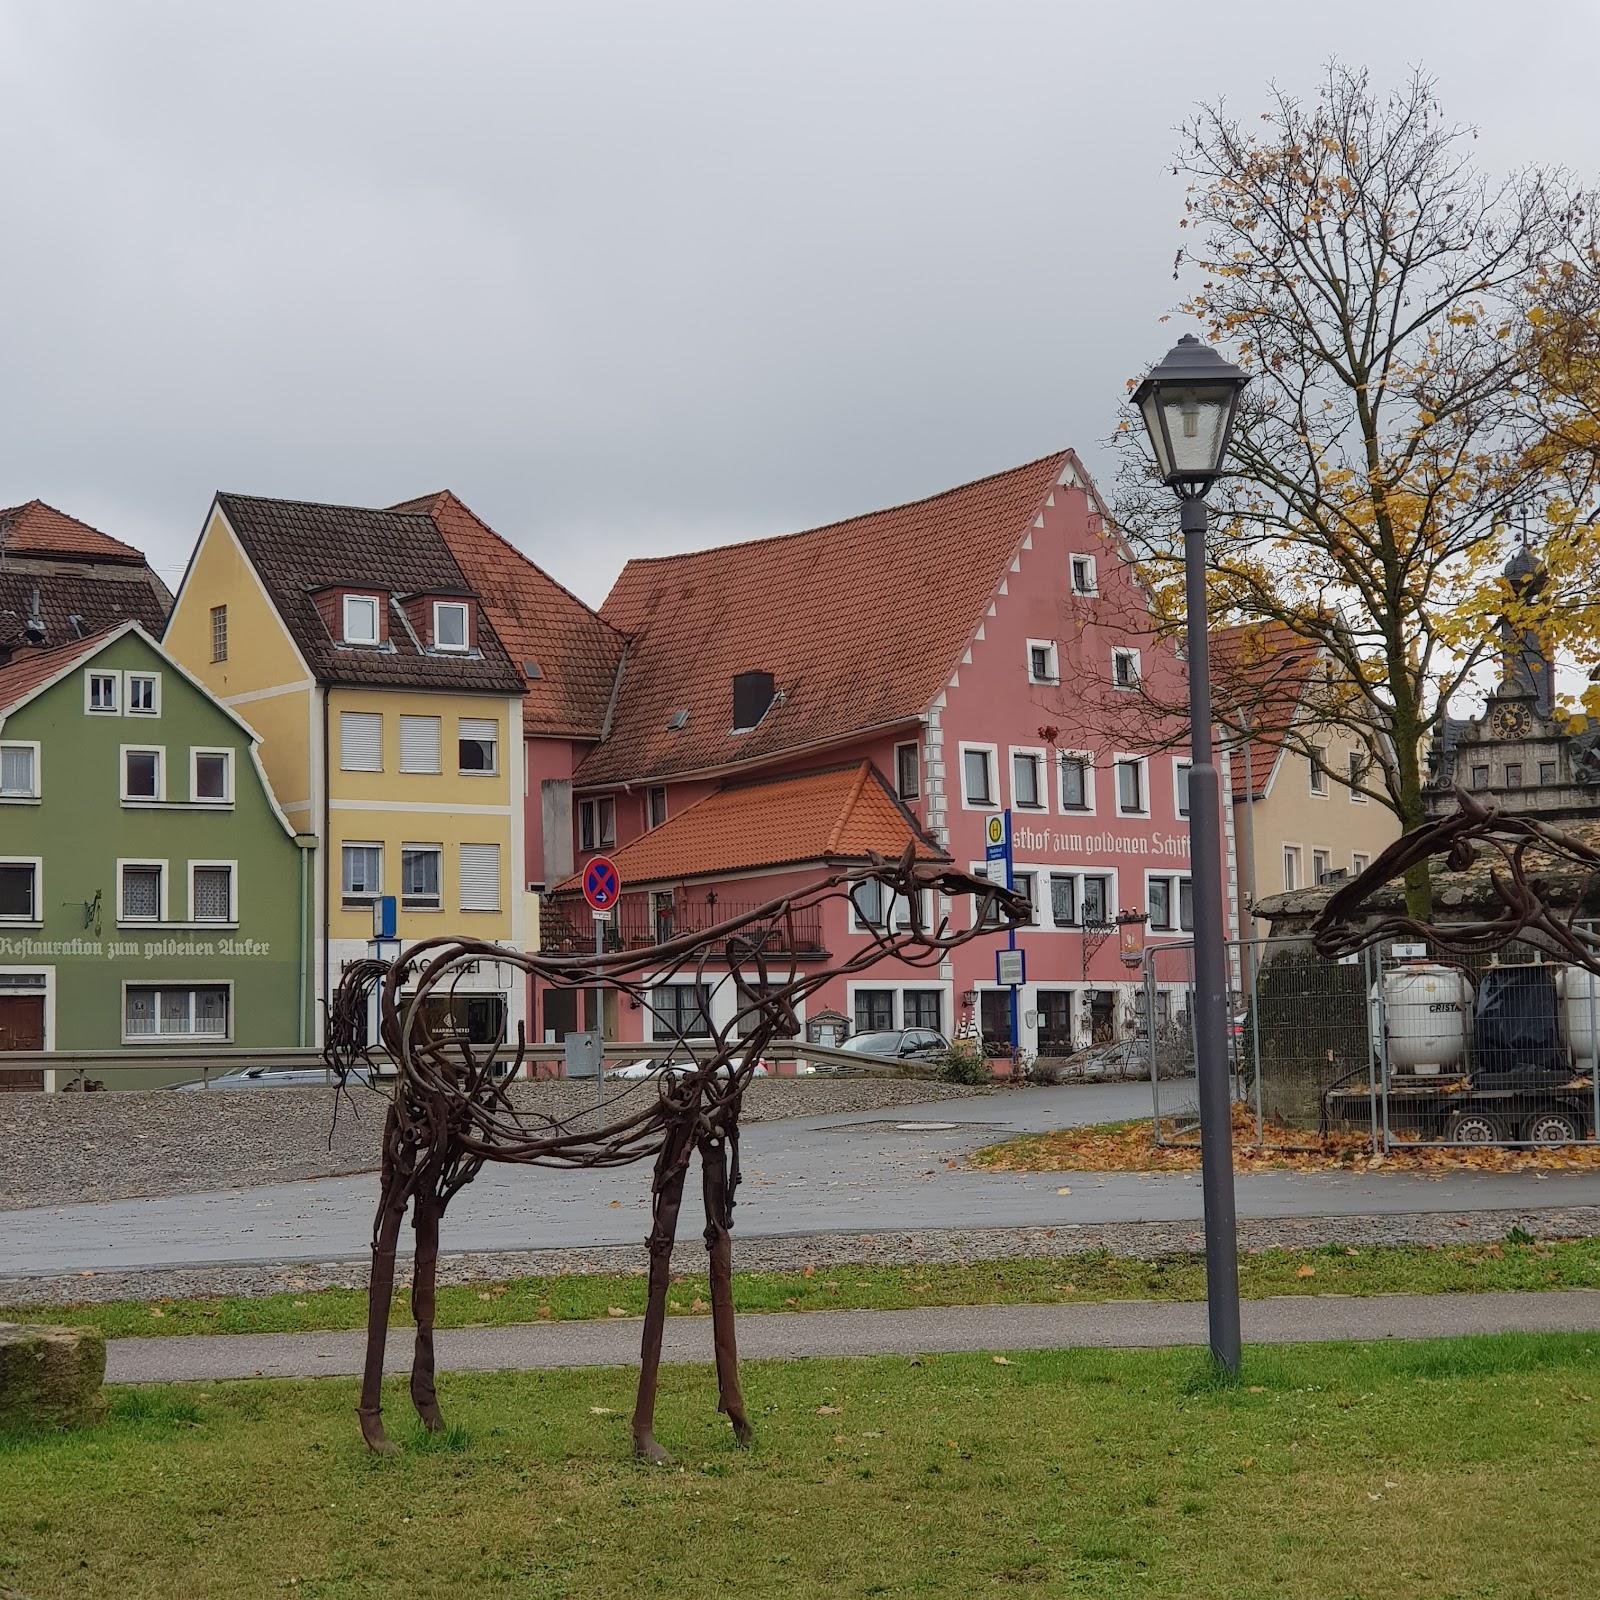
732, 670, 775, 733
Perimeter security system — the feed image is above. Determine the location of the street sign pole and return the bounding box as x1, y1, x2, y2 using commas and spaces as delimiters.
594, 911, 605, 1113
1003, 807, 1019, 1058
582, 855, 623, 1109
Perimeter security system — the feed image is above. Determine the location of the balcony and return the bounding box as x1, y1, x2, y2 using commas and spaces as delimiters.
539, 896, 828, 960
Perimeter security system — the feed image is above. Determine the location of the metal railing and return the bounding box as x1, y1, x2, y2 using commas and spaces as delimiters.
539, 897, 827, 958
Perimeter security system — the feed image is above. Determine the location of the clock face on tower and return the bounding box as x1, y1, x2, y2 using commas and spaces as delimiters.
1489, 702, 1532, 739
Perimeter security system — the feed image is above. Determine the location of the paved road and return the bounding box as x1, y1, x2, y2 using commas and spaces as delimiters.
11, 1080, 1600, 1278
106, 1290, 1600, 1383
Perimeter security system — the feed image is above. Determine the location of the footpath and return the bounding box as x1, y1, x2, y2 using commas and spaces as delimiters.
107, 1288, 1600, 1383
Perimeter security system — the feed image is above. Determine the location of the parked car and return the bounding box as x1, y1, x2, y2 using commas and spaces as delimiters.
837, 1028, 950, 1064
171, 1065, 377, 1091
607, 1058, 771, 1080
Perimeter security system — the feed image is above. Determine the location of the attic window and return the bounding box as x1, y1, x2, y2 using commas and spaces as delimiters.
433, 601, 469, 652
343, 595, 380, 646
667, 709, 690, 731
523, 659, 544, 681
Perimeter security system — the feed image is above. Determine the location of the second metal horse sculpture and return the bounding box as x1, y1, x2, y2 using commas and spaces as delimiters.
326, 848, 1027, 1461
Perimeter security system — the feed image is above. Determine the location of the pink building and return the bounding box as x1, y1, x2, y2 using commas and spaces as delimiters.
538, 449, 1203, 1062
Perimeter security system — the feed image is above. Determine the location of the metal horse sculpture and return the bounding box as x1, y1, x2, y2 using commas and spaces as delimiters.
326, 849, 1027, 1461
1312, 790, 1600, 975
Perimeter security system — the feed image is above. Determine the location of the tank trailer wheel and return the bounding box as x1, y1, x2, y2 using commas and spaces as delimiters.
1521, 1110, 1583, 1147
1444, 1108, 1507, 1145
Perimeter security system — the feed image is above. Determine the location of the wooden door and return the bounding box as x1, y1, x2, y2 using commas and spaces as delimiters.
0, 994, 45, 1091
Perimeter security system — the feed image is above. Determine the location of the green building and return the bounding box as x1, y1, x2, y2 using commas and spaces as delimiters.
0, 623, 314, 1089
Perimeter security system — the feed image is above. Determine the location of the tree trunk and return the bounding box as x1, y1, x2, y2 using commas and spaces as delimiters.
1392, 723, 1433, 920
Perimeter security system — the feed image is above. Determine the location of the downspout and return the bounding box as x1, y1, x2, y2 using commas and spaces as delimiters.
321, 688, 332, 1049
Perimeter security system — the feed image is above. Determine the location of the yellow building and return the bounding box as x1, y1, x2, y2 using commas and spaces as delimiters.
164, 494, 528, 1044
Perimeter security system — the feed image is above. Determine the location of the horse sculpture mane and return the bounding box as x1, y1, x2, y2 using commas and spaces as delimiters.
326, 845, 1028, 1461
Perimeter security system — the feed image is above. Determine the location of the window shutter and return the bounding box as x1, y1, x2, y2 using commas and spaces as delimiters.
340, 712, 382, 772
460, 717, 497, 743
399, 716, 441, 773
459, 843, 500, 911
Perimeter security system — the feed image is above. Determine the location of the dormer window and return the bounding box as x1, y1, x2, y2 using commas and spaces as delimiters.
343, 594, 381, 646
433, 601, 469, 652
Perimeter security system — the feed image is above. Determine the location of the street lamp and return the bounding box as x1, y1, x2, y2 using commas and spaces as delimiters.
1131, 331, 1249, 1373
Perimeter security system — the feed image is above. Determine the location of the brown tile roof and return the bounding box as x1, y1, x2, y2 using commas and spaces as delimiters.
0, 623, 125, 716
1, 565, 170, 648
214, 493, 526, 695
395, 491, 626, 738
577, 451, 1071, 785
1211, 621, 1324, 799
553, 761, 946, 889
0, 501, 146, 564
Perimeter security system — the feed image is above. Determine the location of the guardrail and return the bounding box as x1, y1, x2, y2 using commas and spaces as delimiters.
4, 1038, 923, 1088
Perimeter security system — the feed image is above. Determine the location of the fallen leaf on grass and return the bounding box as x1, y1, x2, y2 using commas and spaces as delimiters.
606, 1306, 627, 1318
1295, 1265, 1317, 1279
589, 1406, 614, 1415
691, 1298, 709, 1313
991, 1356, 1014, 1366
816, 1405, 841, 1415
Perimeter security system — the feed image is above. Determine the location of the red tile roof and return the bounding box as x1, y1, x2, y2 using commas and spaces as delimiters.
578, 451, 1073, 785
0, 623, 125, 716
553, 761, 945, 889
1211, 621, 1324, 799
0, 501, 146, 564
397, 491, 627, 738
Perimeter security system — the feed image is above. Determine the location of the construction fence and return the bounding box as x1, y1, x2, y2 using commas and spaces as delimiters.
1145, 932, 1600, 1152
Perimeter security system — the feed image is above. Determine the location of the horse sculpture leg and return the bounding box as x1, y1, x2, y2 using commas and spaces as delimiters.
631, 1128, 694, 1464
358, 1165, 409, 1455
408, 1182, 447, 1433
699, 1130, 753, 1445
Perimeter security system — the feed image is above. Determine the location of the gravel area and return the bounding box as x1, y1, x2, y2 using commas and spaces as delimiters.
5, 1207, 1598, 1308
0, 1077, 993, 1212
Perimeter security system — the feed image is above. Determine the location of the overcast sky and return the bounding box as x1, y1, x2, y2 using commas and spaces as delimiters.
3, 1, 1597, 607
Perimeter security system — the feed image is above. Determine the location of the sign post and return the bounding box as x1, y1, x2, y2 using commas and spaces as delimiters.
985, 811, 1020, 1059
583, 855, 622, 1109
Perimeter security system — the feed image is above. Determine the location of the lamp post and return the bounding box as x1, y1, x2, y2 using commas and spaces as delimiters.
1131, 332, 1250, 1373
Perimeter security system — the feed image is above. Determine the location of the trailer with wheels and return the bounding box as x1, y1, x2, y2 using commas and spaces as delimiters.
1323, 1071, 1595, 1145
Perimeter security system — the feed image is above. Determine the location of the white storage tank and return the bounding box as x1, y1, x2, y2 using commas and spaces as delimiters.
1554, 966, 1600, 1072
1374, 964, 1471, 1075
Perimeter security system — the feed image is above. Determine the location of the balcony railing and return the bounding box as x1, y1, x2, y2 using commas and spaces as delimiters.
539, 897, 828, 959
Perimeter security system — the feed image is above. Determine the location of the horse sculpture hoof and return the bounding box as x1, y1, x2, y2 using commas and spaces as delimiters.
634, 1433, 674, 1466
358, 1407, 400, 1456
731, 1417, 755, 1447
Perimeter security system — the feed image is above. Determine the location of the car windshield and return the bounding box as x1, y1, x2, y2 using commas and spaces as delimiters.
841, 1032, 901, 1054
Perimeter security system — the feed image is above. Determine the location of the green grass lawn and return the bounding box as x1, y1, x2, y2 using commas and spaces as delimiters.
4, 1335, 1599, 1598
8, 1234, 1598, 1341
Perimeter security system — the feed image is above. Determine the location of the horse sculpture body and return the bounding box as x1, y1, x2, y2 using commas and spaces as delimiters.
326, 849, 1027, 1460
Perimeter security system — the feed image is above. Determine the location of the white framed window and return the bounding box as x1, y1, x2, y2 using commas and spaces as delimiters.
1044, 869, 1115, 928
1111, 648, 1141, 691
432, 601, 469, 652
1026, 639, 1059, 684
121, 745, 164, 802
0, 858, 41, 923
1353, 852, 1370, 873
459, 843, 501, 912
189, 748, 233, 804
189, 861, 237, 923
1312, 849, 1331, 885
401, 843, 443, 909
1283, 845, 1302, 892
1013, 870, 1039, 925
647, 785, 668, 828
1080, 872, 1112, 926
0, 741, 39, 800
1348, 750, 1368, 802
1070, 554, 1098, 595
210, 604, 228, 662
1057, 751, 1094, 813
118, 859, 167, 923
1047, 872, 1076, 928
1309, 745, 1328, 796
1113, 754, 1148, 817
123, 983, 231, 1043
398, 715, 442, 774
340, 711, 383, 772
651, 982, 713, 1041
850, 880, 930, 934
1173, 759, 1192, 818
1146, 872, 1194, 933
959, 743, 997, 808
125, 671, 161, 716
342, 594, 381, 645
341, 842, 383, 902
852, 988, 895, 1034
1010, 747, 1047, 811
579, 797, 616, 850
894, 742, 920, 801
86, 670, 120, 714
459, 717, 498, 775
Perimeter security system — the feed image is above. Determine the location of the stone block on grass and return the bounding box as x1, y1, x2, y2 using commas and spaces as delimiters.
0, 1322, 107, 1432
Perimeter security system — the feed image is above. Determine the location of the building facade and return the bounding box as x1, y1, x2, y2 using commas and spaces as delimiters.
162, 495, 529, 1046
0, 623, 310, 1089
548, 450, 1202, 1061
